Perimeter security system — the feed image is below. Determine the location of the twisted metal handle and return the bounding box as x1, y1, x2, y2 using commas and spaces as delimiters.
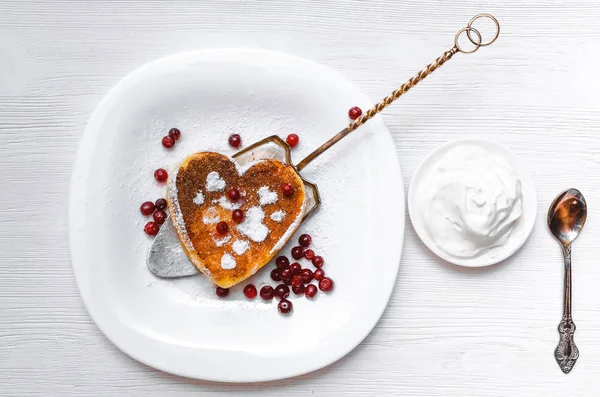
347, 48, 458, 133
296, 13, 499, 171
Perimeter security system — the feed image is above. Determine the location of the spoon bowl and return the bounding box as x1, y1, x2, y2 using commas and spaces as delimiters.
548, 188, 587, 246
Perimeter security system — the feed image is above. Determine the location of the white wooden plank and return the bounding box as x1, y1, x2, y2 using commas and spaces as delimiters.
2, 0, 600, 395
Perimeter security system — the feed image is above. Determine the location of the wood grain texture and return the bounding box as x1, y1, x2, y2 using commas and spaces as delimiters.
2, 0, 600, 395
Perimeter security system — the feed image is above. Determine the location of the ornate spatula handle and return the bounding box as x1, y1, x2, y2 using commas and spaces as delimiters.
296, 13, 500, 171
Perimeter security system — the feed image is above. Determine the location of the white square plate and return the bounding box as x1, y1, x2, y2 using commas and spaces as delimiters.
69, 49, 404, 382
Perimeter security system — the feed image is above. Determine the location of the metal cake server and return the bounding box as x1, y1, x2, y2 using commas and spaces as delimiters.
147, 217, 198, 277
547, 188, 587, 373
147, 14, 500, 278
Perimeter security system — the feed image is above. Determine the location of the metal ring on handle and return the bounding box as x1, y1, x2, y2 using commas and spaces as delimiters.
455, 27, 482, 54
467, 13, 500, 47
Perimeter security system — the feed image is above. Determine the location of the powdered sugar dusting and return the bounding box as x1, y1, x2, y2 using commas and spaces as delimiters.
221, 253, 236, 270
232, 240, 250, 255
271, 199, 306, 254
202, 207, 220, 224
193, 190, 205, 205
270, 210, 286, 222
217, 196, 242, 210
214, 235, 231, 247
237, 206, 269, 242
206, 171, 226, 192
235, 160, 259, 176
258, 186, 278, 206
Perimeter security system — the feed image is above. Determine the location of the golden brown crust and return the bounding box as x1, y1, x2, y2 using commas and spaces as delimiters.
167, 152, 305, 288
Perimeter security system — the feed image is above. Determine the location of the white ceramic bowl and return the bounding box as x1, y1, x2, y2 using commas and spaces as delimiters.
408, 138, 537, 267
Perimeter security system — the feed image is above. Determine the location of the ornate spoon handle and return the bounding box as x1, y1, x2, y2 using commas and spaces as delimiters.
555, 244, 579, 373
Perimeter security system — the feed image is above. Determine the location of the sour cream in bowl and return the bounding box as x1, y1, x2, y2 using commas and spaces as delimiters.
408, 139, 537, 267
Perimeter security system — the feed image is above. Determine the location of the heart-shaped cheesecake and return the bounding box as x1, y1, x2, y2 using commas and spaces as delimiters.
167, 152, 306, 288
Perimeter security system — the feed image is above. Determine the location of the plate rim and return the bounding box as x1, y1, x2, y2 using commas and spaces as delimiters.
69, 48, 405, 382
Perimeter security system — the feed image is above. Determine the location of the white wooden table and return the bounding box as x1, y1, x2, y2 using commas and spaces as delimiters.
3, 0, 600, 395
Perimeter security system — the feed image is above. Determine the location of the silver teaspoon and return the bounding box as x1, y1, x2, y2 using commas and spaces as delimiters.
547, 188, 587, 374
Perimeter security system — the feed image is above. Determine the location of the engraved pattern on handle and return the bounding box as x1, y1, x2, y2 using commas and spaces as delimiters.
555, 244, 578, 373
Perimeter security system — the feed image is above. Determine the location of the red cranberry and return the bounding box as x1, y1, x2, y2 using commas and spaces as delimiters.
144, 221, 159, 236
154, 168, 168, 182
314, 268, 325, 281
216, 221, 229, 234
281, 183, 294, 196
260, 285, 274, 300
243, 284, 257, 299
162, 136, 175, 149
153, 209, 167, 224
283, 278, 293, 286
274, 284, 290, 299
154, 198, 167, 210
312, 255, 324, 268
228, 134, 241, 148
291, 275, 303, 287
292, 283, 305, 295
299, 234, 312, 247
304, 249, 315, 260
215, 286, 229, 298
280, 268, 292, 282
290, 262, 302, 275
319, 277, 334, 292
305, 284, 318, 299
232, 209, 244, 223
300, 268, 313, 283
286, 133, 299, 147
275, 256, 290, 269
291, 246, 304, 260
140, 201, 155, 216
227, 188, 240, 201
278, 299, 293, 314
270, 268, 282, 282
348, 106, 363, 120
168, 128, 181, 141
